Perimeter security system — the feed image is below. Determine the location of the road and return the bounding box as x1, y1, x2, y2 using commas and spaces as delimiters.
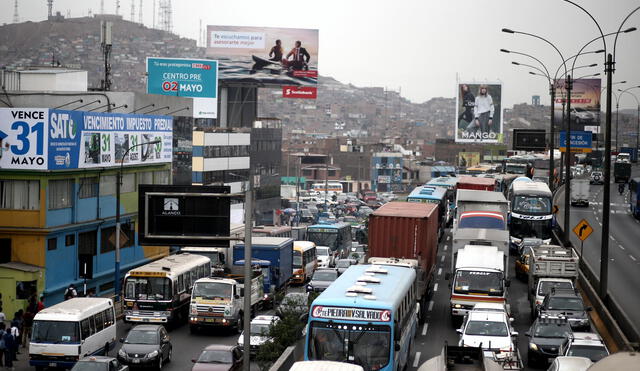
555, 175, 640, 335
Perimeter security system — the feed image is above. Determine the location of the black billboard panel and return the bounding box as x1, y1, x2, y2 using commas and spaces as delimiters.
513, 129, 547, 151
138, 185, 232, 247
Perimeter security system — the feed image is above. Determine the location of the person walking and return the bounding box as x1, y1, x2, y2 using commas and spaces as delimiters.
9, 321, 18, 361
64, 285, 78, 300
0, 323, 14, 369
21, 298, 36, 349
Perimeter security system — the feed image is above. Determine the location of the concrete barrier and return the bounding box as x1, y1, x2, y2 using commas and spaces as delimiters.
268, 338, 304, 371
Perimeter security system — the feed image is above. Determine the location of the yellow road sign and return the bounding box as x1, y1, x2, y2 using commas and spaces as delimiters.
552, 205, 559, 214
573, 219, 593, 241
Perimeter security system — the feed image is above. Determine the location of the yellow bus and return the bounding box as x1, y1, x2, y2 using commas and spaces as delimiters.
292, 241, 317, 284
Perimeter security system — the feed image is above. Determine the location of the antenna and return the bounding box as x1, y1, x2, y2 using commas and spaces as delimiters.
47, 0, 53, 18
130, 0, 135, 21
138, 0, 143, 24
100, 20, 113, 91
199, 19, 202, 46
158, 0, 172, 32
100, 0, 104, 14
115, 0, 120, 15
13, 0, 19, 23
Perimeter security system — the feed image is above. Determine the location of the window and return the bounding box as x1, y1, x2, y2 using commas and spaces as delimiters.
100, 175, 116, 195
178, 275, 184, 293
154, 170, 170, 185
78, 230, 97, 256
0, 180, 40, 210
48, 179, 73, 209
78, 177, 98, 199
94, 311, 104, 332
80, 319, 91, 340
138, 172, 153, 185
121, 173, 136, 193
89, 316, 96, 336
104, 308, 114, 327
65, 234, 75, 246
16, 280, 37, 300
47, 238, 57, 251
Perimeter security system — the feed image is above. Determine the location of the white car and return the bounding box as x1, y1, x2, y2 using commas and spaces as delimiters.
316, 246, 334, 268
546, 356, 592, 371
458, 303, 518, 358
237, 315, 280, 354
559, 332, 609, 363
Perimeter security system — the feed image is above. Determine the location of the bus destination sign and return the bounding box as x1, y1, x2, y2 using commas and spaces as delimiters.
312, 305, 391, 322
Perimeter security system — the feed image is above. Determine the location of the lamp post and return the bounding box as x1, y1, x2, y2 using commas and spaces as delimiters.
618, 87, 640, 155
115, 139, 161, 302
561, 0, 640, 299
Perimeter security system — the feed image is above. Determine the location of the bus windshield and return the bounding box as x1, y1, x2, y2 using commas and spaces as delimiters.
125, 276, 171, 300
32, 320, 80, 344
506, 164, 527, 174
307, 230, 338, 250
308, 322, 391, 371
512, 195, 551, 214
454, 270, 504, 296
192, 282, 232, 300
293, 251, 303, 269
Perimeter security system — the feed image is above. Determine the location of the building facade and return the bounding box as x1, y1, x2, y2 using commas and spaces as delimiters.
371, 152, 403, 192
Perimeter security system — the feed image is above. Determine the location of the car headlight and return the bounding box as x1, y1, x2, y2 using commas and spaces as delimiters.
190, 305, 197, 315
529, 343, 538, 351
306, 285, 313, 291
118, 349, 126, 357
147, 350, 159, 358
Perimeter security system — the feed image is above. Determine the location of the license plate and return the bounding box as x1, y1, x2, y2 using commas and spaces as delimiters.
205, 318, 216, 323
143, 318, 150, 322
132, 359, 141, 364
49, 363, 57, 367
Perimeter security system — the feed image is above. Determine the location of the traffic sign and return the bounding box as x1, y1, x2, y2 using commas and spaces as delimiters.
559, 131, 593, 153
572, 219, 593, 241
552, 205, 559, 214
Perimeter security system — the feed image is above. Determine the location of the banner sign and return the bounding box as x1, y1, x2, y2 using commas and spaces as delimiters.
146, 57, 218, 118
458, 152, 480, 167
559, 131, 593, 153
0, 108, 172, 171
455, 82, 503, 143
553, 78, 601, 131
282, 86, 317, 99
312, 305, 391, 322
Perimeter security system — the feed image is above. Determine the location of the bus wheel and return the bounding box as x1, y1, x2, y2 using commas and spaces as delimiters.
104, 342, 110, 356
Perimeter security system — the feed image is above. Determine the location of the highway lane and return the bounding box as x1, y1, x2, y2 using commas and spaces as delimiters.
555, 179, 640, 334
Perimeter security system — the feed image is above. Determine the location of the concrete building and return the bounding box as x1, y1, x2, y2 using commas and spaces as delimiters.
371, 151, 403, 192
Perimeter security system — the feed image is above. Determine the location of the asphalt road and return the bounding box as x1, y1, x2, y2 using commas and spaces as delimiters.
555, 175, 640, 335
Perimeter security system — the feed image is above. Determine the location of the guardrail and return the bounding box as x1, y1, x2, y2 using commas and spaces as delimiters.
552, 185, 639, 350
268, 339, 304, 371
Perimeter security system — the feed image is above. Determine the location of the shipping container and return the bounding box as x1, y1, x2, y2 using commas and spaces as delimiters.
456, 175, 497, 191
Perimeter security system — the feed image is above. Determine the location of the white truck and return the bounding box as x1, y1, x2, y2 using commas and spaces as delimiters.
570, 178, 590, 207
446, 245, 509, 323
189, 271, 264, 333
454, 190, 509, 229
527, 244, 579, 317
451, 228, 510, 277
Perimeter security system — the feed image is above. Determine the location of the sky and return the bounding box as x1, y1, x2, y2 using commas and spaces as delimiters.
2, 0, 640, 109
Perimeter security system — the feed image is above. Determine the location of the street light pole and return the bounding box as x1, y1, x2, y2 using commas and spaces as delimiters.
242, 175, 253, 371
115, 139, 161, 302
564, 74, 572, 241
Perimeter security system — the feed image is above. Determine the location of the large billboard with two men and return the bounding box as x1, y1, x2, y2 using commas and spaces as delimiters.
455, 82, 503, 143
206, 25, 319, 99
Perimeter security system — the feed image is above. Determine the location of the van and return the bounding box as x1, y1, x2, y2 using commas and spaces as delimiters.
29, 298, 117, 370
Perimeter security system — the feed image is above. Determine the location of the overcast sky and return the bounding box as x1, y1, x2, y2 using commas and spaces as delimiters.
2, 0, 640, 108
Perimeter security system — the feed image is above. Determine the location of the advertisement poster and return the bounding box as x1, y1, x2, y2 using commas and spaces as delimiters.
553, 78, 601, 131
206, 25, 318, 98
146, 57, 218, 118
455, 82, 503, 143
458, 152, 480, 167
0, 108, 172, 171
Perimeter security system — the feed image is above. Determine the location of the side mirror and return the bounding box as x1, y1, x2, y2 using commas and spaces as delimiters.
394, 342, 401, 352
191, 359, 197, 363
445, 273, 451, 281
234, 295, 240, 300
586, 306, 593, 312
511, 331, 519, 337
119, 338, 125, 343
505, 279, 511, 287
456, 329, 462, 334
509, 317, 514, 322
525, 332, 531, 337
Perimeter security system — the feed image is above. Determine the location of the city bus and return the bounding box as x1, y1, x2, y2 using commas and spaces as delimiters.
407, 185, 448, 238
29, 298, 116, 370
427, 177, 458, 226
507, 181, 553, 247
629, 178, 640, 218
312, 182, 344, 194
306, 222, 352, 258
123, 253, 211, 324
431, 165, 457, 178
305, 264, 418, 371
292, 241, 318, 284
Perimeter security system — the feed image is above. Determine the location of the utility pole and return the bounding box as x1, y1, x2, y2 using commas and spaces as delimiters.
600, 53, 614, 300
100, 20, 113, 91
242, 175, 253, 371
564, 75, 572, 242
324, 155, 329, 207
549, 83, 556, 190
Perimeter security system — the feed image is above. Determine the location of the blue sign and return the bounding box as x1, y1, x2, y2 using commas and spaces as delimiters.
146, 57, 218, 99
559, 131, 593, 153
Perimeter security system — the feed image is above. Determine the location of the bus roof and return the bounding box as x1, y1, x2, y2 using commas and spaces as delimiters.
307, 222, 351, 230
457, 189, 508, 203
34, 298, 113, 322
312, 264, 416, 312
253, 225, 292, 234
427, 177, 459, 188
432, 166, 457, 173
455, 245, 504, 271
294, 241, 316, 251
372, 201, 438, 218
408, 185, 448, 200
127, 253, 210, 277
511, 181, 552, 196
457, 176, 496, 187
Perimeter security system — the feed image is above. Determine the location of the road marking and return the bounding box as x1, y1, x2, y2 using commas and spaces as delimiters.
422, 323, 429, 335
441, 255, 445, 262
437, 268, 442, 276
428, 300, 434, 312
611, 236, 616, 242
630, 255, 637, 262
619, 245, 626, 250
599, 222, 603, 226
447, 236, 451, 241
444, 245, 448, 251
413, 352, 421, 367
434, 283, 439, 292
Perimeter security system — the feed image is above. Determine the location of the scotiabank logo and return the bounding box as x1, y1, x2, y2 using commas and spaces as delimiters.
282, 86, 317, 99
291, 70, 318, 78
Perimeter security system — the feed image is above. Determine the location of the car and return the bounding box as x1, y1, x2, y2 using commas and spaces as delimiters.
191, 344, 243, 371
358, 206, 374, 217
342, 215, 359, 225
306, 268, 339, 293
299, 209, 315, 223
536, 289, 591, 331
526, 317, 573, 367
276, 292, 309, 318
532, 279, 576, 316
347, 245, 367, 264
590, 171, 604, 185
71, 356, 129, 371
316, 246, 334, 268
457, 303, 517, 353
117, 324, 172, 369
335, 258, 357, 275
546, 356, 592, 371
237, 315, 280, 355
559, 332, 609, 363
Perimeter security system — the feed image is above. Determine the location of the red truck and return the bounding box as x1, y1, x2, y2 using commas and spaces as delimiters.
457, 175, 497, 191
368, 202, 439, 323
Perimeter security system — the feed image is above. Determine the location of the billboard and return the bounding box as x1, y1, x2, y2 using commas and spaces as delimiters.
146, 57, 218, 119
553, 78, 601, 131
0, 108, 172, 171
458, 152, 480, 167
206, 25, 318, 98
513, 129, 547, 151
456, 82, 503, 143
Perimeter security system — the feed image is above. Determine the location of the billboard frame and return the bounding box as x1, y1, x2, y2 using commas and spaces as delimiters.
455, 81, 504, 144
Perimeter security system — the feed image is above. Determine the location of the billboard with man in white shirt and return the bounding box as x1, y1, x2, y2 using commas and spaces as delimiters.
455, 82, 503, 143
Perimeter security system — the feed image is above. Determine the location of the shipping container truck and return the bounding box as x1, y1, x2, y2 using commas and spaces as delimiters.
456, 175, 497, 191
614, 161, 632, 183
454, 189, 509, 230
233, 237, 293, 290
367, 201, 439, 323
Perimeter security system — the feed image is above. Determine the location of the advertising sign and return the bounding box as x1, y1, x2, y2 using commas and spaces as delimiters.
146, 57, 218, 118
559, 131, 593, 153
458, 152, 480, 167
311, 305, 391, 322
377, 175, 391, 184
455, 82, 503, 143
206, 25, 318, 98
553, 78, 601, 130
0, 108, 172, 171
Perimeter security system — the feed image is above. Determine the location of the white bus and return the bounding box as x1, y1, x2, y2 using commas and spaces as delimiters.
123, 253, 211, 324
312, 182, 343, 194
29, 298, 116, 370
292, 241, 318, 284
507, 181, 553, 246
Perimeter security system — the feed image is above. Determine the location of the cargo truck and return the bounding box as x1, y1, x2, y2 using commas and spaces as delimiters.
233, 237, 293, 293
456, 176, 497, 191
527, 244, 579, 317
367, 202, 439, 323
618, 147, 636, 163
454, 189, 509, 230
451, 228, 510, 276
189, 269, 264, 333
614, 161, 631, 183
570, 178, 590, 206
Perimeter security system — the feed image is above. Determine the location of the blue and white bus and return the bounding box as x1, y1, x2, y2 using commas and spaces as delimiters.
305, 264, 418, 371
407, 185, 448, 238
507, 181, 553, 247
307, 222, 353, 259
629, 178, 640, 218
427, 177, 459, 226
431, 165, 457, 178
